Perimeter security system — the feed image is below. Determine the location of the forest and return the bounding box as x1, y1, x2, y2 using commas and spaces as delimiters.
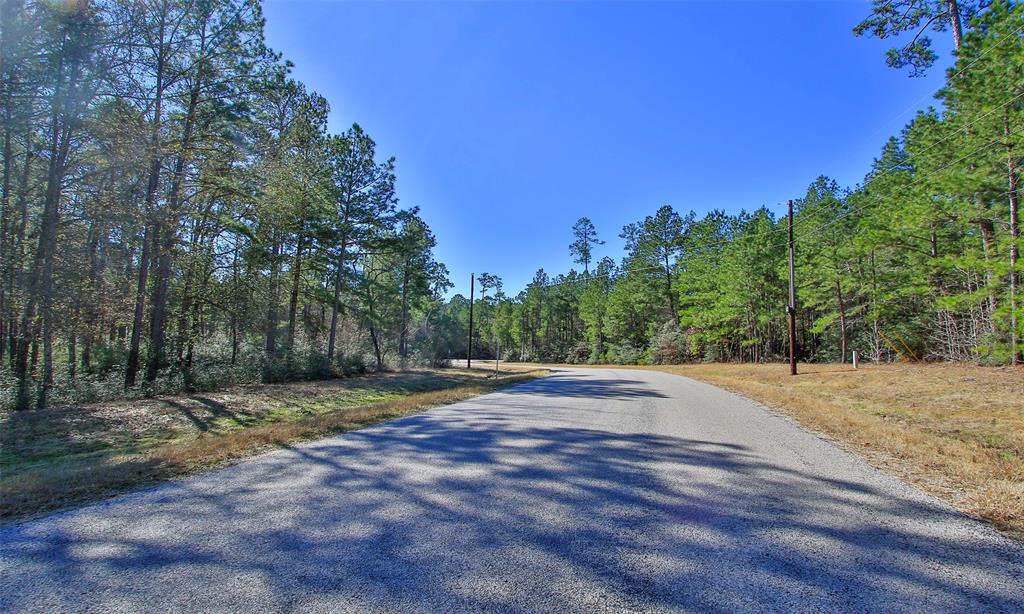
441, 1, 1023, 368
0, 0, 452, 410
0, 0, 1020, 411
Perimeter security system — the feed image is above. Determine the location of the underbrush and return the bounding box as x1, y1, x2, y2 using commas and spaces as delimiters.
0, 343, 402, 412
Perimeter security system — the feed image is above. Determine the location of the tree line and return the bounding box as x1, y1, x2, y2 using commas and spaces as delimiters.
0, 0, 451, 409
0, 0, 1018, 410
448, 1, 1022, 366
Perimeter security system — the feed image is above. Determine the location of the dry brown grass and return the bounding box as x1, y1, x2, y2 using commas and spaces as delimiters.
0, 368, 545, 523
605, 362, 1023, 539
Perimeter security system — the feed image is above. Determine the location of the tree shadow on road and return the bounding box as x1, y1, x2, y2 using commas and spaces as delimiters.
2, 386, 1022, 613
508, 371, 669, 399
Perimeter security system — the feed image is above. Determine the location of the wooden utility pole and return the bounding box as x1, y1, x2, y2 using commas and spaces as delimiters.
787, 199, 797, 376
467, 273, 474, 369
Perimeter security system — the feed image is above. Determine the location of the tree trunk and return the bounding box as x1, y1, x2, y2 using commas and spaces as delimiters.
126, 11, 168, 387
947, 0, 963, 50
28, 318, 38, 375
286, 235, 304, 357
1007, 115, 1021, 364
978, 217, 997, 314
147, 85, 199, 381
174, 250, 196, 363
326, 236, 347, 361
125, 223, 152, 388
836, 280, 848, 363
399, 258, 411, 365
0, 91, 11, 364
264, 231, 281, 359
68, 333, 76, 380
870, 251, 882, 363
184, 264, 211, 372
230, 240, 239, 365
7, 137, 31, 365
230, 314, 238, 365
0, 0, 22, 365
15, 31, 80, 406
663, 255, 678, 325
369, 324, 383, 370
80, 214, 105, 373
174, 196, 215, 362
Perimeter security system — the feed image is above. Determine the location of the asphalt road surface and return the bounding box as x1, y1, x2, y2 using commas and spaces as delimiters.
2, 368, 1023, 613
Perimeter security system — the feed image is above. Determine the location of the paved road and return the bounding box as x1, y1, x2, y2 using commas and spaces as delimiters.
2, 368, 1023, 613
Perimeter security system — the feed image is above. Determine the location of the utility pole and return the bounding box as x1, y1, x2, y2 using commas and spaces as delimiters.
787, 199, 797, 376
467, 273, 474, 369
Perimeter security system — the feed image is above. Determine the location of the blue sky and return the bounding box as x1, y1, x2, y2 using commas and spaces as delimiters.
262, 1, 954, 297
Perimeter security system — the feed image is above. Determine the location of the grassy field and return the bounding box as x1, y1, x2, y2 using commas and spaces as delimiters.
0, 368, 544, 523
596, 362, 1023, 539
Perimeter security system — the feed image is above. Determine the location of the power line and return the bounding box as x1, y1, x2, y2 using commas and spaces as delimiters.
790, 20, 1024, 236
947, 21, 1024, 83
503, 26, 1023, 295
795, 129, 1022, 241
793, 88, 1024, 236
677, 87, 1024, 268
525, 127, 1020, 294
714, 89, 1024, 261
861, 19, 1024, 146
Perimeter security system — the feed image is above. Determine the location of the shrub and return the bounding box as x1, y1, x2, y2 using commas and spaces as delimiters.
90, 344, 126, 375
566, 342, 591, 364
304, 351, 333, 380
607, 343, 644, 365
261, 355, 291, 383
337, 353, 367, 377
649, 321, 690, 364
